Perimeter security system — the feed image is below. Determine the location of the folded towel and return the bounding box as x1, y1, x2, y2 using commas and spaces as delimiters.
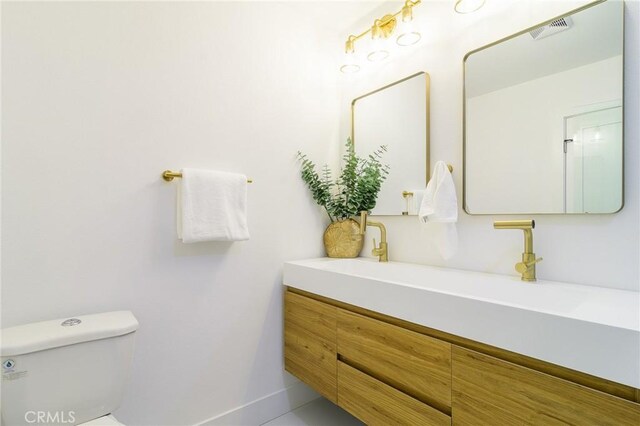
177, 168, 250, 243
419, 161, 458, 259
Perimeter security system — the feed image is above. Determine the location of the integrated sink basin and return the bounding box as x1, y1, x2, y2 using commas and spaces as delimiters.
283, 257, 640, 388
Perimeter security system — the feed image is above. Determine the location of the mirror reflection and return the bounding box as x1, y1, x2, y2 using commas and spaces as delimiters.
353, 72, 429, 216
464, 0, 623, 214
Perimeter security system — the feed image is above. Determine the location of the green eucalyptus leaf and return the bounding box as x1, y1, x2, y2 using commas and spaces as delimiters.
297, 138, 389, 221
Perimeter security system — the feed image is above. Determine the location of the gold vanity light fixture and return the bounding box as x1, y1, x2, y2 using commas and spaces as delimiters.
340, 0, 422, 73
454, 0, 486, 14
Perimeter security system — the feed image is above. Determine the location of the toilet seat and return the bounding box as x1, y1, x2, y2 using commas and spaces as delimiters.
80, 414, 124, 425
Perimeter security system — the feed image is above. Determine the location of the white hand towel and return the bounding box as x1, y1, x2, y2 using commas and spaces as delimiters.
419, 161, 458, 223
409, 190, 426, 216
418, 161, 458, 259
177, 168, 250, 243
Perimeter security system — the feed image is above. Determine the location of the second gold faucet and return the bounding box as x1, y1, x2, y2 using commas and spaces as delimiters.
494, 219, 542, 282
359, 211, 388, 262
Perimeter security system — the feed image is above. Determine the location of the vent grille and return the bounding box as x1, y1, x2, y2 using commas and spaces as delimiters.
550, 17, 571, 28
530, 16, 573, 40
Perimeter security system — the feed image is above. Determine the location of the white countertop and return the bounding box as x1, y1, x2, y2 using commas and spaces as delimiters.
283, 257, 640, 388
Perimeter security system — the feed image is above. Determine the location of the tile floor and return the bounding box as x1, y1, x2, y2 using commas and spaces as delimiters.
261, 398, 363, 426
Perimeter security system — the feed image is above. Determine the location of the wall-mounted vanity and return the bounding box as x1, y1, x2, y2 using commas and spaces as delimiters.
463, 0, 624, 214
283, 258, 640, 425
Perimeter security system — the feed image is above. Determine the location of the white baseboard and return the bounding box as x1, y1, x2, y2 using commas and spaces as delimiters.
196, 381, 320, 426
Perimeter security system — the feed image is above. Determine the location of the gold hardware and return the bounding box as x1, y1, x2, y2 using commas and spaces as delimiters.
345, 35, 356, 54
515, 257, 543, 274
346, 1, 421, 45
162, 170, 253, 183
340, 0, 421, 70
359, 211, 389, 262
359, 211, 368, 235
401, 191, 413, 215
493, 220, 541, 282
401, 3, 413, 22
373, 15, 397, 39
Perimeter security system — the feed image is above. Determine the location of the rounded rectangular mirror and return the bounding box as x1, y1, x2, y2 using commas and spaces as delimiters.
463, 0, 624, 214
352, 72, 430, 216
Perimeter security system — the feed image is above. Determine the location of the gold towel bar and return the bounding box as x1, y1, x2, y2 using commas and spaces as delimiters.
162, 170, 253, 183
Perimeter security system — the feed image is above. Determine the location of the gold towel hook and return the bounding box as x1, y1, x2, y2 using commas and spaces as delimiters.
162, 170, 253, 183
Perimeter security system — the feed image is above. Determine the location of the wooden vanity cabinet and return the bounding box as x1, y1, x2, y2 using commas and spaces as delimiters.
283, 288, 640, 425
284, 291, 338, 403
338, 361, 450, 426
452, 347, 640, 425
284, 290, 452, 424
337, 309, 452, 415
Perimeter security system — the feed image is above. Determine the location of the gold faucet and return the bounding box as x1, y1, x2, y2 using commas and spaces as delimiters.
359, 211, 388, 262
494, 220, 542, 282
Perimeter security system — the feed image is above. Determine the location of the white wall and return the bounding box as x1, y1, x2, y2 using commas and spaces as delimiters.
339, 0, 639, 291
2, 2, 638, 424
2, 2, 340, 425
466, 55, 623, 213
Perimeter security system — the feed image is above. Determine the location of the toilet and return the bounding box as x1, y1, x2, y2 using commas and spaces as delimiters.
1, 311, 138, 425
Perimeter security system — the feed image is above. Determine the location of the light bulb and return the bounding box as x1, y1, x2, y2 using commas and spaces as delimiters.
340, 51, 360, 73
396, 4, 421, 46
367, 23, 390, 62
340, 36, 360, 73
454, 0, 486, 14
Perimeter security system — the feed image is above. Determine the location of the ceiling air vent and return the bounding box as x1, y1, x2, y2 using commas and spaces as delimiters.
529, 16, 573, 40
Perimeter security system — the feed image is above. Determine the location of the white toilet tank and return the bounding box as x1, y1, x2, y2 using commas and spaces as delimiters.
1, 311, 138, 425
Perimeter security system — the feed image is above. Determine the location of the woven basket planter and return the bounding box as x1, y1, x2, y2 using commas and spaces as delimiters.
323, 218, 364, 258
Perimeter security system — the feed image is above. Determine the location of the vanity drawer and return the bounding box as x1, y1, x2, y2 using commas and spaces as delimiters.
338, 361, 451, 426
452, 347, 640, 425
284, 291, 337, 403
285, 291, 336, 342
337, 309, 451, 413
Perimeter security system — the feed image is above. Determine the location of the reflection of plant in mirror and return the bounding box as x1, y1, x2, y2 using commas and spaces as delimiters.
297, 138, 389, 222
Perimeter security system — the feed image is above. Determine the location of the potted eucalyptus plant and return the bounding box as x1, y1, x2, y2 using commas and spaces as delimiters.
297, 138, 389, 258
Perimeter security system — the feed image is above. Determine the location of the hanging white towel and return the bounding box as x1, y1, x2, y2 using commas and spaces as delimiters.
177, 168, 250, 243
418, 161, 458, 259
407, 190, 426, 216
419, 161, 458, 223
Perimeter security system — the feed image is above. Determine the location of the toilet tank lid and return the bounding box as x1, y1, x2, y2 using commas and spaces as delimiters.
1, 311, 138, 357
